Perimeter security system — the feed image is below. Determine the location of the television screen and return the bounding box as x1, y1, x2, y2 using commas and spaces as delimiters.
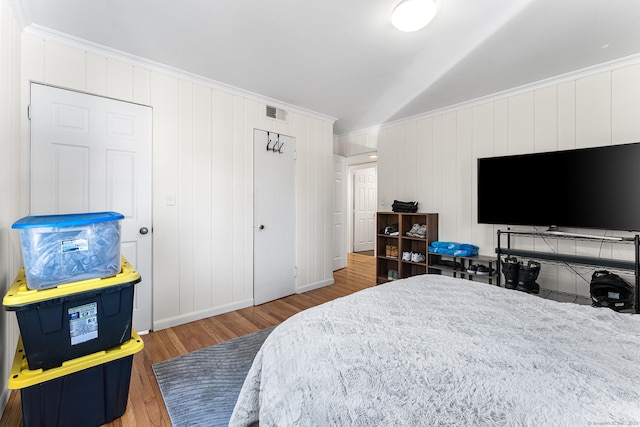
477, 142, 640, 232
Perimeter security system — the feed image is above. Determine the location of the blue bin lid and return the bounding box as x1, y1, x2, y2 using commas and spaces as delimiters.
12, 211, 125, 229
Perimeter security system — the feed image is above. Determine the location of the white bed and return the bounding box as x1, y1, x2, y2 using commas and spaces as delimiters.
229, 274, 640, 426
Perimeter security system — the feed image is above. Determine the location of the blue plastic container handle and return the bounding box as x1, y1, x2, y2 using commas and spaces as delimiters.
12, 211, 125, 229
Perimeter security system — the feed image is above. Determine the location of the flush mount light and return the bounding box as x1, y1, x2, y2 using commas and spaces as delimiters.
391, 0, 438, 32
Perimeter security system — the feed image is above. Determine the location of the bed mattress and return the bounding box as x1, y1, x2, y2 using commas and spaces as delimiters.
230, 274, 640, 426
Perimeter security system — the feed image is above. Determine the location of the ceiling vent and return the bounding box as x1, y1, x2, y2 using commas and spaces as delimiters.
266, 105, 287, 122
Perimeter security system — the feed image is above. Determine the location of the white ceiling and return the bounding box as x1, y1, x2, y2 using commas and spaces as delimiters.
13, 0, 640, 135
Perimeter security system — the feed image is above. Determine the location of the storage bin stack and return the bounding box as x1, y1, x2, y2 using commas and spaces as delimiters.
3, 212, 144, 427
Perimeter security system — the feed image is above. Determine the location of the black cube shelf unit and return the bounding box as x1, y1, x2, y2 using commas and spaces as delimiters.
496, 229, 640, 314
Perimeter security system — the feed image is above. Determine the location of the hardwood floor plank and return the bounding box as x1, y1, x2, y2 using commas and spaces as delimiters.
0, 252, 375, 426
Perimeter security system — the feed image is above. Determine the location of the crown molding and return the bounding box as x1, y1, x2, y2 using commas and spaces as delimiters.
23, 24, 337, 124
340, 53, 640, 138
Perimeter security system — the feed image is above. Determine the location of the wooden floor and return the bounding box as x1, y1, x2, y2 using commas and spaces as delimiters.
0, 253, 375, 426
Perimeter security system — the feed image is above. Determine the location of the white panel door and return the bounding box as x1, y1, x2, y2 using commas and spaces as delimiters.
353, 167, 377, 252
29, 83, 153, 332
254, 129, 295, 305
333, 155, 347, 270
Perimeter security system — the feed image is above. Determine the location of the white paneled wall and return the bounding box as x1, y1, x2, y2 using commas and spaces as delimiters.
19, 30, 335, 331
613, 65, 640, 143
339, 59, 640, 297
0, 0, 25, 414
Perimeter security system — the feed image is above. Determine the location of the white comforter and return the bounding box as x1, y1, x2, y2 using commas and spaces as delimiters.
229, 274, 640, 426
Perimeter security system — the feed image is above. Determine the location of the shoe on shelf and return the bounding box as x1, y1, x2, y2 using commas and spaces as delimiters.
517, 280, 540, 294
516, 260, 541, 294
393, 270, 399, 280
501, 256, 520, 289
413, 224, 427, 238
476, 265, 491, 275
406, 224, 420, 237
387, 269, 399, 280
386, 244, 399, 258
467, 264, 478, 274
411, 252, 425, 263
383, 223, 399, 235
389, 245, 399, 258
402, 251, 412, 261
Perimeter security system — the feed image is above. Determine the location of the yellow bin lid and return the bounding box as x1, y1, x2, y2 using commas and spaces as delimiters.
3, 256, 140, 308
8, 328, 144, 389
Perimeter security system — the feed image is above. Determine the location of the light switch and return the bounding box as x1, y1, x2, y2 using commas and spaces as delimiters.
166, 192, 176, 206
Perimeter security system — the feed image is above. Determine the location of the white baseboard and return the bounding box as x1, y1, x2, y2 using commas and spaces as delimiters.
296, 278, 334, 294
152, 279, 334, 331
152, 299, 254, 331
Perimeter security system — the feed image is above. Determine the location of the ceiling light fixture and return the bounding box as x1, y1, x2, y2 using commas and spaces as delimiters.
391, 0, 438, 32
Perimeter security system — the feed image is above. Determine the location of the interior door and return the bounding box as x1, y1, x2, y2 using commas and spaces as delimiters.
353, 167, 377, 252
254, 129, 295, 305
333, 155, 347, 270
29, 83, 153, 332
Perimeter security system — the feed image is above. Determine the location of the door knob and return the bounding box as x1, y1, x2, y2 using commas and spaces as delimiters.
259, 225, 265, 230
139, 227, 149, 235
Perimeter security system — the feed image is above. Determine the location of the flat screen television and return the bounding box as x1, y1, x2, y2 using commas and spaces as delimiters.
477, 142, 640, 232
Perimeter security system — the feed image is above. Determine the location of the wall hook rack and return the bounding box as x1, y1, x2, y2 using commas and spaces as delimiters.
266, 131, 284, 154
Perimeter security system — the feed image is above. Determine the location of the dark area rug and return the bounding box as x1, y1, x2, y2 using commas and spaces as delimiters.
152, 326, 275, 427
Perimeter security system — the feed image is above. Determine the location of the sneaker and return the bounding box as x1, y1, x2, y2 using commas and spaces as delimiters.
411, 252, 425, 263
402, 251, 412, 261
476, 265, 491, 275
467, 264, 478, 274
413, 224, 427, 239
384, 223, 399, 235
393, 270, 399, 280
385, 245, 392, 257
406, 224, 420, 237
389, 245, 399, 258
437, 260, 462, 270
388, 269, 395, 280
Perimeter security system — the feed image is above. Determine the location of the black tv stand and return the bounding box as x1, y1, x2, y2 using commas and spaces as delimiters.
496, 229, 640, 314
544, 229, 628, 242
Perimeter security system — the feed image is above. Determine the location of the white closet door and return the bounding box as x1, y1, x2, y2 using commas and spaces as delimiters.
29, 83, 153, 332
253, 129, 295, 305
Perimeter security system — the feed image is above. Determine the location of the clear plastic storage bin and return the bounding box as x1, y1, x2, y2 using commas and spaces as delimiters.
12, 211, 124, 290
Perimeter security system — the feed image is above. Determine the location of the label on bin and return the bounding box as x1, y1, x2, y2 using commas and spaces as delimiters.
61, 238, 89, 253
68, 303, 98, 345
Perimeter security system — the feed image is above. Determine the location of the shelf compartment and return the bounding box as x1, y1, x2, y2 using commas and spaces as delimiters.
401, 262, 427, 278
428, 252, 497, 284
376, 257, 399, 285
497, 247, 635, 271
